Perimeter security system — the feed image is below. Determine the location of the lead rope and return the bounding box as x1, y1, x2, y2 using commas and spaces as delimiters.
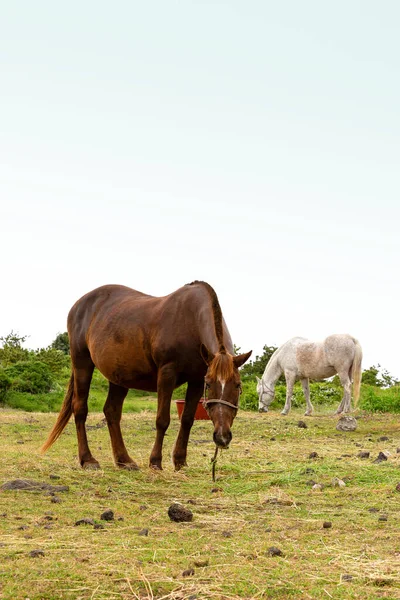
211, 445, 219, 482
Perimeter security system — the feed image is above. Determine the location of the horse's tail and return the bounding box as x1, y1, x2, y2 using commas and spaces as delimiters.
351, 340, 362, 408
40, 374, 74, 454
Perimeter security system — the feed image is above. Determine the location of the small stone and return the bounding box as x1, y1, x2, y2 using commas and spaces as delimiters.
332, 477, 346, 488
194, 559, 209, 567
378, 436, 389, 442
306, 480, 317, 487
18, 525, 29, 530
187, 499, 197, 505
341, 574, 353, 581
336, 416, 357, 432
139, 505, 148, 511
378, 515, 388, 522
182, 568, 195, 577
297, 421, 307, 429
395, 483, 400, 492
323, 521, 332, 529
368, 508, 379, 513
308, 452, 319, 459
397, 448, 400, 454
100, 510, 114, 521
49, 474, 60, 480
312, 484, 323, 491
374, 452, 389, 463
267, 546, 283, 557
211, 487, 222, 493
168, 503, 193, 523
75, 518, 95, 526
117, 517, 124, 521
94, 523, 105, 530
29, 549, 45, 558
50, 496, 61, 504
222, 530, 232, 538
138, 528, 149, 536
358, 451, 370, 459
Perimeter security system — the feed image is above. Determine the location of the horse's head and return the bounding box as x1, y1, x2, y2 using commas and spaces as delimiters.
256, 376, 275, 412
201, 345, 252, 448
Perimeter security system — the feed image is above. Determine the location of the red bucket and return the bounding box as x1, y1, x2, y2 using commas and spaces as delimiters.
175, 399, 210, 420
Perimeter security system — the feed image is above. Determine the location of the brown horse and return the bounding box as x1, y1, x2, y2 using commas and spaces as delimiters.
41, 281, 251, 471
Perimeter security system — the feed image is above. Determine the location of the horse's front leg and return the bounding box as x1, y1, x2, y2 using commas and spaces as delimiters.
301, 378, 313, 416
281, 373, 295, 415
172, 381, 203, 470
149, 364, 176, 470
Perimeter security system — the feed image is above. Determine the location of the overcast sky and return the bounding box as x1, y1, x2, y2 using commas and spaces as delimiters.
1, 1, 399, 378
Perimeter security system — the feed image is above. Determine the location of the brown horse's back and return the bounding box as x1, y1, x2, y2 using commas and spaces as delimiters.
68, 283, 232, 392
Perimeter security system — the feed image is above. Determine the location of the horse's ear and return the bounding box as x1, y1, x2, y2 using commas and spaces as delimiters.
233, 350, 252, 369
200, 343, 215, 366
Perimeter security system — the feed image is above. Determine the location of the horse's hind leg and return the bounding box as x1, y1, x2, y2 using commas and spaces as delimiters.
72, 358, 99, 469
103, 383, 139, 470
302, 378, 313, 416
335, 371, 352, 414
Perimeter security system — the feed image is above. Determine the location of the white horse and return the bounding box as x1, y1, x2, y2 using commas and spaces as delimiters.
256, 334, 362, 416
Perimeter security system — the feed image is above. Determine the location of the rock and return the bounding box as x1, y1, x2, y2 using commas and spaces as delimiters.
222, 530, 232, 538
298, 421, 307, 428
194, 559, 209, 567
397, 448, 400, 454
182, 568, 195, 577
374, 452, 389, 463
211, 487, 222, 493
29, 549, 45, 558
168, 503, 193, 523
332, 477, 346, 488
94, 523, 105, 530
341, 574, 353, 582
139, 505, 148, 511
395, 483, 400, 492
378, 436, 389, 442
368, 508, 379, 513
312, 484, 323, 491
323, 521, 332, 529
138, 528, 149, 536
100, 510, 114, 521
75, 518, 95, 526
267, 546, 283, 557
308, 452, 319, 459
378, 515, 388, 522
0, 479, 69, 493
49, 474, 60, 480
357, 451, 370, 459
336, 416, 357, 432
50, 496, 62, 504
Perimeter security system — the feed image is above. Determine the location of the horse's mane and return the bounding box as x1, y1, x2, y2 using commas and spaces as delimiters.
186, 280, 234, 380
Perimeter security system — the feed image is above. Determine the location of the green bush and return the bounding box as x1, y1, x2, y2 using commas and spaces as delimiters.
0, 368, 12, 401
5, 361, 54, 394
359, 384, 400, 413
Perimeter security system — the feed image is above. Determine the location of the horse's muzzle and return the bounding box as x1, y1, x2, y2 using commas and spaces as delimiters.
213, 430, 232, 449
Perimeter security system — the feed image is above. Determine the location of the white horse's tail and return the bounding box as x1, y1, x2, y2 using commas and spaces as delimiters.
351, 340, 363, 408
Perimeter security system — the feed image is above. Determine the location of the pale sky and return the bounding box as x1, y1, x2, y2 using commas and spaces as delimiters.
1, 1, 399, 378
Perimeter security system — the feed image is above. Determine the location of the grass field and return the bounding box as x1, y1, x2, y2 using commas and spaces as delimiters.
0, 403, 399, 599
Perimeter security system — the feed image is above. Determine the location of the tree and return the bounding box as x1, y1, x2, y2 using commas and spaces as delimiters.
362, 364, 399, 388
0, 331, 30, 366
51, 332, 70, 355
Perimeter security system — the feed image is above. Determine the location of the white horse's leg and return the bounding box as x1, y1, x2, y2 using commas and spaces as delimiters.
281, 374, 295, 415
335, 372, 352, 414
301, 378, 313, 416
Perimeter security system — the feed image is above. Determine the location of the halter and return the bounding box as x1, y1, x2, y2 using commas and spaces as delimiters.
202, 381, 241, 413
261, 380, 275, 397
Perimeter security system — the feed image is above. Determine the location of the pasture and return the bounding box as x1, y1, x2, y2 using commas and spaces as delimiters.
0, 404, 399, 600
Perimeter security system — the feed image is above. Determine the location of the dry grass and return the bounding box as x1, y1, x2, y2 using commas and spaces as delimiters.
0, 406, 400, 599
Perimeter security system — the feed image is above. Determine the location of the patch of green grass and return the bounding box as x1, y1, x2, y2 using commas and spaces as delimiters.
0, 408, 399, 599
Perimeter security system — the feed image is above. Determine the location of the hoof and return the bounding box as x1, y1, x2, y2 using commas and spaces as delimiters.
82, 460, 101, 470
304, 412, 313, 417
117, 461, 139, 471
174, 461, 187, 471
281, 411, 289, 416
149, 463, 162, 471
